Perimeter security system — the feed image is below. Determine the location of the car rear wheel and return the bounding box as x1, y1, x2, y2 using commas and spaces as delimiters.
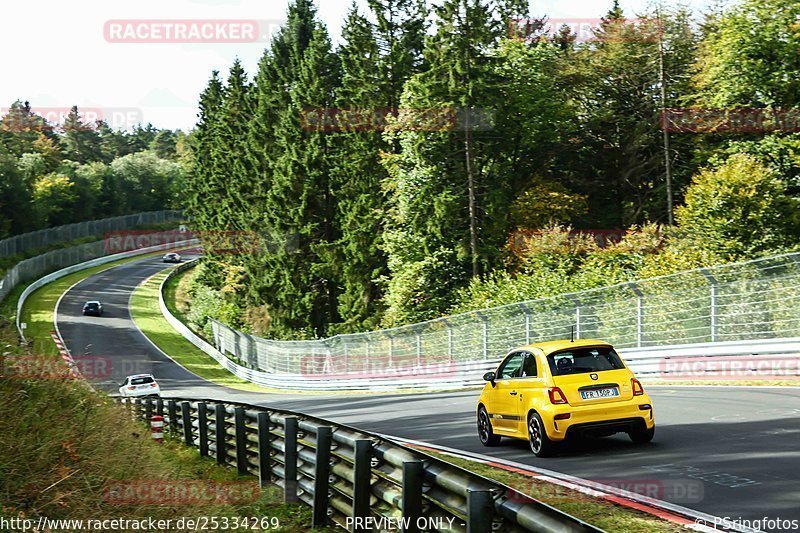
528, 412, 558, 457
629, 425, 655, 444
477, 406, 501, 446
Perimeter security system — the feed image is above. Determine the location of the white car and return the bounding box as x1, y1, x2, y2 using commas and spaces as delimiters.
162, 252, 182, 263
119, 374, 161, 397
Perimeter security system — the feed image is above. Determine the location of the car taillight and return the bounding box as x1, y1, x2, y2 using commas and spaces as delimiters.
127, 386, 135, 390
548, 387, 568, 404
632, 378, 644, 396
150, 383, 157, 387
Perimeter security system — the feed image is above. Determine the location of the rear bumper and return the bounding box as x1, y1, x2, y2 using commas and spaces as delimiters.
543, 398, 655, 441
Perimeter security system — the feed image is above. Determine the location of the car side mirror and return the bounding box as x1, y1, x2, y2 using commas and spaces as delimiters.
483, 371, 496, 386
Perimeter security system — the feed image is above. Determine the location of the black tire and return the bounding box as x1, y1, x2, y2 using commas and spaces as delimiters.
528, 412, 558, 457
477, 406, 501, 446
629, 425, 655, 444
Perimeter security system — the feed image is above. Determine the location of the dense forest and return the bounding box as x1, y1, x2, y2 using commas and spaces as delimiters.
179, 0, 799, 339
0, 102, 188, 237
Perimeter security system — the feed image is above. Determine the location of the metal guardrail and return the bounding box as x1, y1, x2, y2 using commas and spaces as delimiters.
204, 251, 800, 378
0, 210, 183, 304
117, 396, 601, 533
0, 210, 182, 258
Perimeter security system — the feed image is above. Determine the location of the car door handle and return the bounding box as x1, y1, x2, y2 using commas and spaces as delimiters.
509, 391, 517, 396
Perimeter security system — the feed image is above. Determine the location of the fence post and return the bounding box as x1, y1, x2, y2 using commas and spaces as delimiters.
155, 397, 164, 417
181, 401, 193, 446
144, 397, 153, 421
415, 332, 422, 367
167, 400, 178, 433
352, 440, 372, 529
402, 461, 423, 533
518, 303, 532, 344
312, 426, 333, 527
215, 403, 226, 465
234, 407, 248, 475
283, 417, 299, 503
629, 283, 644, 347
476, 312, 489, 360
702, 269, 719, 342
198, 402, 209, 457
257, 411, 272, 487
466, 489, 493, 533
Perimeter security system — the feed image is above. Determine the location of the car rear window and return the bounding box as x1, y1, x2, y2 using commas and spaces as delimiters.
547, 347, 625, 376
131, 376, 154, 385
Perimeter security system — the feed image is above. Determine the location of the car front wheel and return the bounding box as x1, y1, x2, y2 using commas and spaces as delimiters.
528, 412, 558, 457
477, 406, 501, 446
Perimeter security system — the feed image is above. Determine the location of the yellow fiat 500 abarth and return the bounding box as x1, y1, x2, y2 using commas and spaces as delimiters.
476, 339, 655, 457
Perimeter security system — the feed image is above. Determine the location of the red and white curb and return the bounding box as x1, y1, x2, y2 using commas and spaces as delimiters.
388, 437, 759, 533
50, 330, 81, 379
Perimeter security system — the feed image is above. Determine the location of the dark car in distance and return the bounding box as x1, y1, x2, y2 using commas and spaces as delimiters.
82, 301, 103, 316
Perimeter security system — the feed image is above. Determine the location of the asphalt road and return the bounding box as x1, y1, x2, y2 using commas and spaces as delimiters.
56, 256, 800, 529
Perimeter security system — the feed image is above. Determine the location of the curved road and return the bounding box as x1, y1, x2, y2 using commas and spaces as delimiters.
56, 256, 800, 528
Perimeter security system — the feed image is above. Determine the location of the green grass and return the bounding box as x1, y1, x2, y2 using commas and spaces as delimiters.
129, 269, 288, 393
423, 450, 685, 533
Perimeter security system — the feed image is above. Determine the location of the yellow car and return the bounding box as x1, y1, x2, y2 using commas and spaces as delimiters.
476, 339, 654, 457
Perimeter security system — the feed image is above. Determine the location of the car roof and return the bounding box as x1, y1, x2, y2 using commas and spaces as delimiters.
84, 300, 101, 305
518, 338, 612, 355
128, 373, 155, 379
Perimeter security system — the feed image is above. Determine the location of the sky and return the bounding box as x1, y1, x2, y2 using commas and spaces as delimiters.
2, 0, 718, 131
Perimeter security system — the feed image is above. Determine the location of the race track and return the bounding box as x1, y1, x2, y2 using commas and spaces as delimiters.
55, 256, 800, 528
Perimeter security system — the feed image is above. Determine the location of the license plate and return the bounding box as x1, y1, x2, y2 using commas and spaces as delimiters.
580, 387, 619, 400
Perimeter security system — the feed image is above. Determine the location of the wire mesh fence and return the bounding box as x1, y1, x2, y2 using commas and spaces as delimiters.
0, 210, 183, 304
210, 251, 800, 377
0, 210, 183, 258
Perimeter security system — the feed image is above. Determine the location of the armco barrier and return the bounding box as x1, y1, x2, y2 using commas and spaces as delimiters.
161, 261, 800, 390
117, 396, 600, 533
15, 239, 198, 342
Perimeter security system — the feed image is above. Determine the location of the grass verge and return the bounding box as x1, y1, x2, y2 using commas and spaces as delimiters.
423, 450, 685, 532
130, 268, 287, 393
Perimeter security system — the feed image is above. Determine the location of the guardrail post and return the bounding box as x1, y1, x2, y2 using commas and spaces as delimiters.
215, 404, 227, 465
283, 417, 299, 503
181, 402, 193, 446
257, 412, 272, 487
352, 439, 372, 529
312, 426, 333, 527
234, 407, 248, 475
155, 397, 164, 417
167, 400, 178, 433
466, 489, 493, 533
198, 402, 209, 457
144, 397, 153, 421
402, 461, 423, 533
